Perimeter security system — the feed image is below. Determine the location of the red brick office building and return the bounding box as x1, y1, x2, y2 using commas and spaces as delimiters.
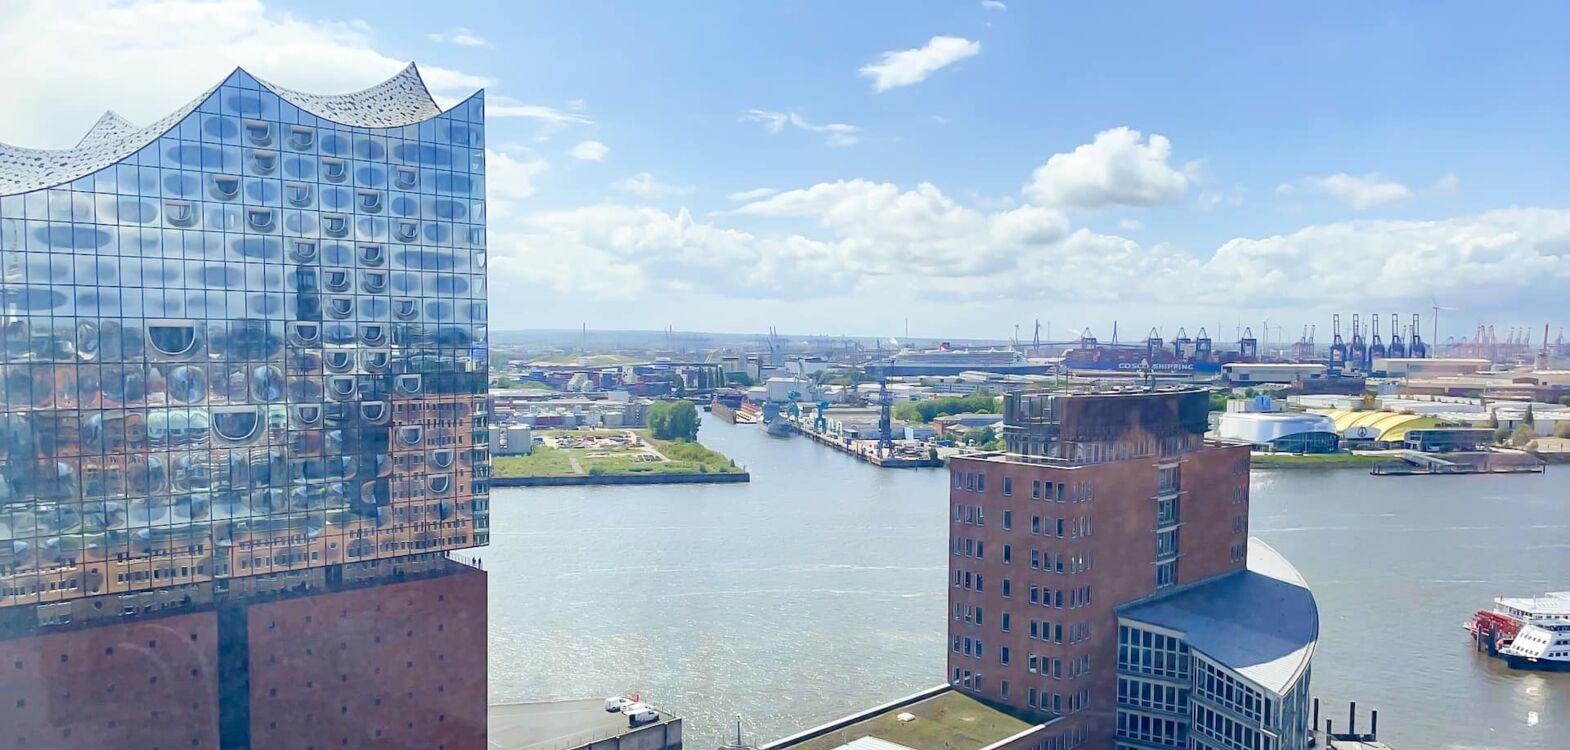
946, 388, 1252, 750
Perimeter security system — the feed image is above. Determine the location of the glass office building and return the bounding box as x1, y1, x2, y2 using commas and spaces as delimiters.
0, 63, 490, 615
1114, 540, 1317, 750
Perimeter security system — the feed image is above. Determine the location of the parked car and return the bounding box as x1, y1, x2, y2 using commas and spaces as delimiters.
604, 697, 632, 713
620, 702, 649, 715
626, 707, 659, 727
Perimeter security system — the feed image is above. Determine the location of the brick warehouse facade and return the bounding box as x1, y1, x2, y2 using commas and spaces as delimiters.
1, 562, 485, 749
947, 388, 1252, 750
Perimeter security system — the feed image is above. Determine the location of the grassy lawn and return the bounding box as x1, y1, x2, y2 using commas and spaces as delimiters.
491, 445, 576, 477
491, 429, 744, 478
1250, 452, 1382, 468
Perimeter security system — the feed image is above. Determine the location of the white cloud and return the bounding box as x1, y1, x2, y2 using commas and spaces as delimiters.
427, 27, 489, 47
744, 110, 861, 146
500, 157, 1570, 321
1201, 208, 1570, 310
568, 140, 609, 161
612, 173, 694, 199
488, 101, 595, 125
1433, 172, 1462, 193
729, 187, 778, 202
1118, 218, 1144, 232
859, 36, 982, 92
1196, 186, 1246, 211
0, 0, 488, 147
1023, 127, 1191, 209
1278, 172, 1413, 211
487, 148, 549, 201
981, 1, 1008, 10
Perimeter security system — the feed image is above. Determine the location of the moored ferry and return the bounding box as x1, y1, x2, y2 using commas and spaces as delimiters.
1466, 592, 1570, 670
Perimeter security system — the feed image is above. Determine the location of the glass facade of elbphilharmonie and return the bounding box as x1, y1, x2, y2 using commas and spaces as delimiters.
0, 64, 490, 616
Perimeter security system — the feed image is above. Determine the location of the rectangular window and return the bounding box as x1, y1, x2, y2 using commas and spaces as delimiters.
1002, 579, 1012, 598
1002, 510, 1012, 530
1156, 560, 1178, 589
1056, 518, 1066, 538
1157, 528, 1179, 558
1000, 680, 1009, 699
1003, 544, 1012, 564
977, 474, 985, 492
1032, 480, 1041, 498
1003, 477, 1012, 496
1001, 612, 1011, 631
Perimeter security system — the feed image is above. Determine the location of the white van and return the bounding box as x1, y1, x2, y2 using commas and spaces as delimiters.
627, 707, 659, 727
604, 697, 632, 713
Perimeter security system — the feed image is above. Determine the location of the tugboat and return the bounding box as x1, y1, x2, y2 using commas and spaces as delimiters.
1467, 592, 1570, 670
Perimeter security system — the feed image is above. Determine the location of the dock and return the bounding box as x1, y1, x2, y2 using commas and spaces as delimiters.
1371, 450, 1546, 476
790, 418, 945, 468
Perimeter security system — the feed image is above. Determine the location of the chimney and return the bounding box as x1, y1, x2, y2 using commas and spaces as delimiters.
1371, 709, 1378, 739
1349, 702, 1357, 736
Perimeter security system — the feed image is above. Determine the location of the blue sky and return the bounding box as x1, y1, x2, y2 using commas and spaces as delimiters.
4, 1, 1570, 343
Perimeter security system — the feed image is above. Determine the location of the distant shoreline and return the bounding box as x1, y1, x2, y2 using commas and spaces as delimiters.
492, 472, 751, 487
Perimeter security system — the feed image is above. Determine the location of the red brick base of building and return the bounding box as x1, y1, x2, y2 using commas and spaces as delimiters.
0, 562, 487, 750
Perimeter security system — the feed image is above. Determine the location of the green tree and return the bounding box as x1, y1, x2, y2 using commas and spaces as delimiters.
646, 401, 671, 438
648, 399, 700, 441
1554, 421, 1570, 438
1493, 425, 1513, 444
1511, 423, 1537, 447
1559, 395, 1570, 407
1524, 404, 1536, 426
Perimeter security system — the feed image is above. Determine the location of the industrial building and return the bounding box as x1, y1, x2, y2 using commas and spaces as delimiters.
1221, 363, 1328, 385
490, 424, 535, 456
1370, 358, 1489, 377
491, 392, 650, 429
0, 66, 490, 748
948, 388, 1317, 750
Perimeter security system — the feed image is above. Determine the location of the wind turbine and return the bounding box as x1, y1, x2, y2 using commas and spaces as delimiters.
1431, 296, 1457, 350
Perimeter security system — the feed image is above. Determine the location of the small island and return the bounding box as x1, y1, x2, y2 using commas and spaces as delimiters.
491, 424, 749, 487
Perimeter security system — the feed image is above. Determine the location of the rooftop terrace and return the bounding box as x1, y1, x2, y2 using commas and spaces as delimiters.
765, 687, 1038, 750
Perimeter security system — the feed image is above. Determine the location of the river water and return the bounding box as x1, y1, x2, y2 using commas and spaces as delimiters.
485, 418, 1570, 750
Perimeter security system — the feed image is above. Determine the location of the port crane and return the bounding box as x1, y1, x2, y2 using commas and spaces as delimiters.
1388, 313, 1406, 358
1330, 315, 1347, 372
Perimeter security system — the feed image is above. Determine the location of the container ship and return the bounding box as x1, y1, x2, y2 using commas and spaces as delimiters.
1057, 328, 1255, 375
882, 345, 1050, 376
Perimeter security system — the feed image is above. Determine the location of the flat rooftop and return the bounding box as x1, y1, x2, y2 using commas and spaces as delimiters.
1119, 538, 1318, 696
770, 689, 1033, 750
489, 699, 676, 750
1496, 591, 1570, 616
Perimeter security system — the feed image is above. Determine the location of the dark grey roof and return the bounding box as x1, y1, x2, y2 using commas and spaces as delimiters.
1119, 539, 1318, 696
0, 63, 461, 196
